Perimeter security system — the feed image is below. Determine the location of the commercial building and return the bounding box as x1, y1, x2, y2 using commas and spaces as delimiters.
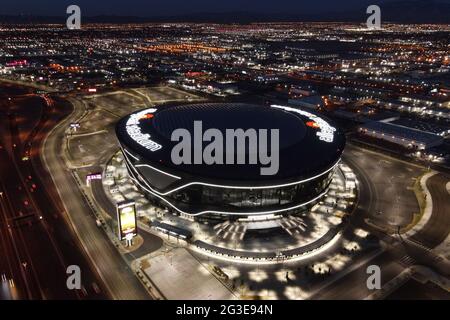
358, 121, 444, 150
288, 95, 324, 111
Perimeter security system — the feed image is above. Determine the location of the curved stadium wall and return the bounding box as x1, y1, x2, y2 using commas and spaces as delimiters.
116, 103, 345, 219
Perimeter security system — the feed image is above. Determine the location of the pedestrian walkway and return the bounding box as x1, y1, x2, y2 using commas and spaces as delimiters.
139, 247, 237, 300
103, 153, 359, 264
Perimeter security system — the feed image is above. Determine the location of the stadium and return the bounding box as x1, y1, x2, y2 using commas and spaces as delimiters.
116, 103, 346, 220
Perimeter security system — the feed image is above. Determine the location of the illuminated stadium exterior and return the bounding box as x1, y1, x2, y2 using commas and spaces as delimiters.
116, 103, 345, 220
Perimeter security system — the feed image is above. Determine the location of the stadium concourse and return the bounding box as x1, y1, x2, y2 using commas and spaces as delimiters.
104, 150, 358, 264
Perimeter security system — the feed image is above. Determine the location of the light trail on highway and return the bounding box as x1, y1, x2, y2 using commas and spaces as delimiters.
0, 86, 108, 300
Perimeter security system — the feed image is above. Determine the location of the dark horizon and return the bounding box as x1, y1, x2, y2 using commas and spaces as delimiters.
1, 0, 450, 24
1, 0, 449, 20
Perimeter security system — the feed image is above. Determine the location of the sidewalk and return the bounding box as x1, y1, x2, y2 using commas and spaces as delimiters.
138, 247, 237, 300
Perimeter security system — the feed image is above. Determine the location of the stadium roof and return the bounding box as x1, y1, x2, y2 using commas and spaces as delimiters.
116, 103, 345, 184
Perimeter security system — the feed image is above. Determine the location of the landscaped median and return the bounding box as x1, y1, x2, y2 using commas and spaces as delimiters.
400, 172, 428, 233
403, 171, 437, 237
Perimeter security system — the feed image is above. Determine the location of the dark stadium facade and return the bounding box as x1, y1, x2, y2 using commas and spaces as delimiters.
116, 103, 345, 220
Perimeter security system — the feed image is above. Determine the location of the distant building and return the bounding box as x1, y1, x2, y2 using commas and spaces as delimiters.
389, 118, 450, 137
288, 95, 324, 111
358, 121, 444, 150
290, 85, 317, 97
206, 82, 239, 95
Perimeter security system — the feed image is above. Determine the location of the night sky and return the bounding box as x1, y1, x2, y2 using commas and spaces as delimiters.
2, 0, 442, 16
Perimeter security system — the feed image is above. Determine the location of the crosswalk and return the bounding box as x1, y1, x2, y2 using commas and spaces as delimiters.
279, 216, 307, 235
407, 237, 432, 252
215, 222, 246, 241
398, 255, 416, 267
214, 215, 310, 240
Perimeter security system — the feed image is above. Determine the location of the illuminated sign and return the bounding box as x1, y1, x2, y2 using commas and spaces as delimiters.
306, 121, 320, 129
126, 109, 162, 152
140, 113, 154, 120
271, 105, 336, 143
70, 123, 81, 132
116, 201, 137, 241
6, 59, 28, 67
86, 173, 102, 186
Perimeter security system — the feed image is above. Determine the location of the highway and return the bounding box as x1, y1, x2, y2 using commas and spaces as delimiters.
0, 85, 107, 299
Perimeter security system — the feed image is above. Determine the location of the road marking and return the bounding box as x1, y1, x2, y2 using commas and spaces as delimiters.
69, 129, 108, 138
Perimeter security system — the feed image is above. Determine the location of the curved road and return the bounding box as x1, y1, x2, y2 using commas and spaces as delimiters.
311, 144, 450, 299
411, 173, 450, 249
42, 96, 151, 300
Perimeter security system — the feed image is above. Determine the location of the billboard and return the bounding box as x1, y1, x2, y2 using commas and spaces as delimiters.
86, 172, 102, 186
116, 201, 137, 240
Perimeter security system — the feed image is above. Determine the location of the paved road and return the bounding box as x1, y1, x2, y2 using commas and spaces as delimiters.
411, 173, 450, 249
310, 248, 404, 299
343, 143, 422, 229
385, 279, 450, 300
0, 174, 31, 300
312, 144, 450, 299
42, 97, 151, 300
90, 178, 163, 255
91, 177, 117, 216
0, 89, 106, 299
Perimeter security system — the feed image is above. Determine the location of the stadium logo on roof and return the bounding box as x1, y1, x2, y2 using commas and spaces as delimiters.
271, 105, 336, 143
126, 109, 162, 152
